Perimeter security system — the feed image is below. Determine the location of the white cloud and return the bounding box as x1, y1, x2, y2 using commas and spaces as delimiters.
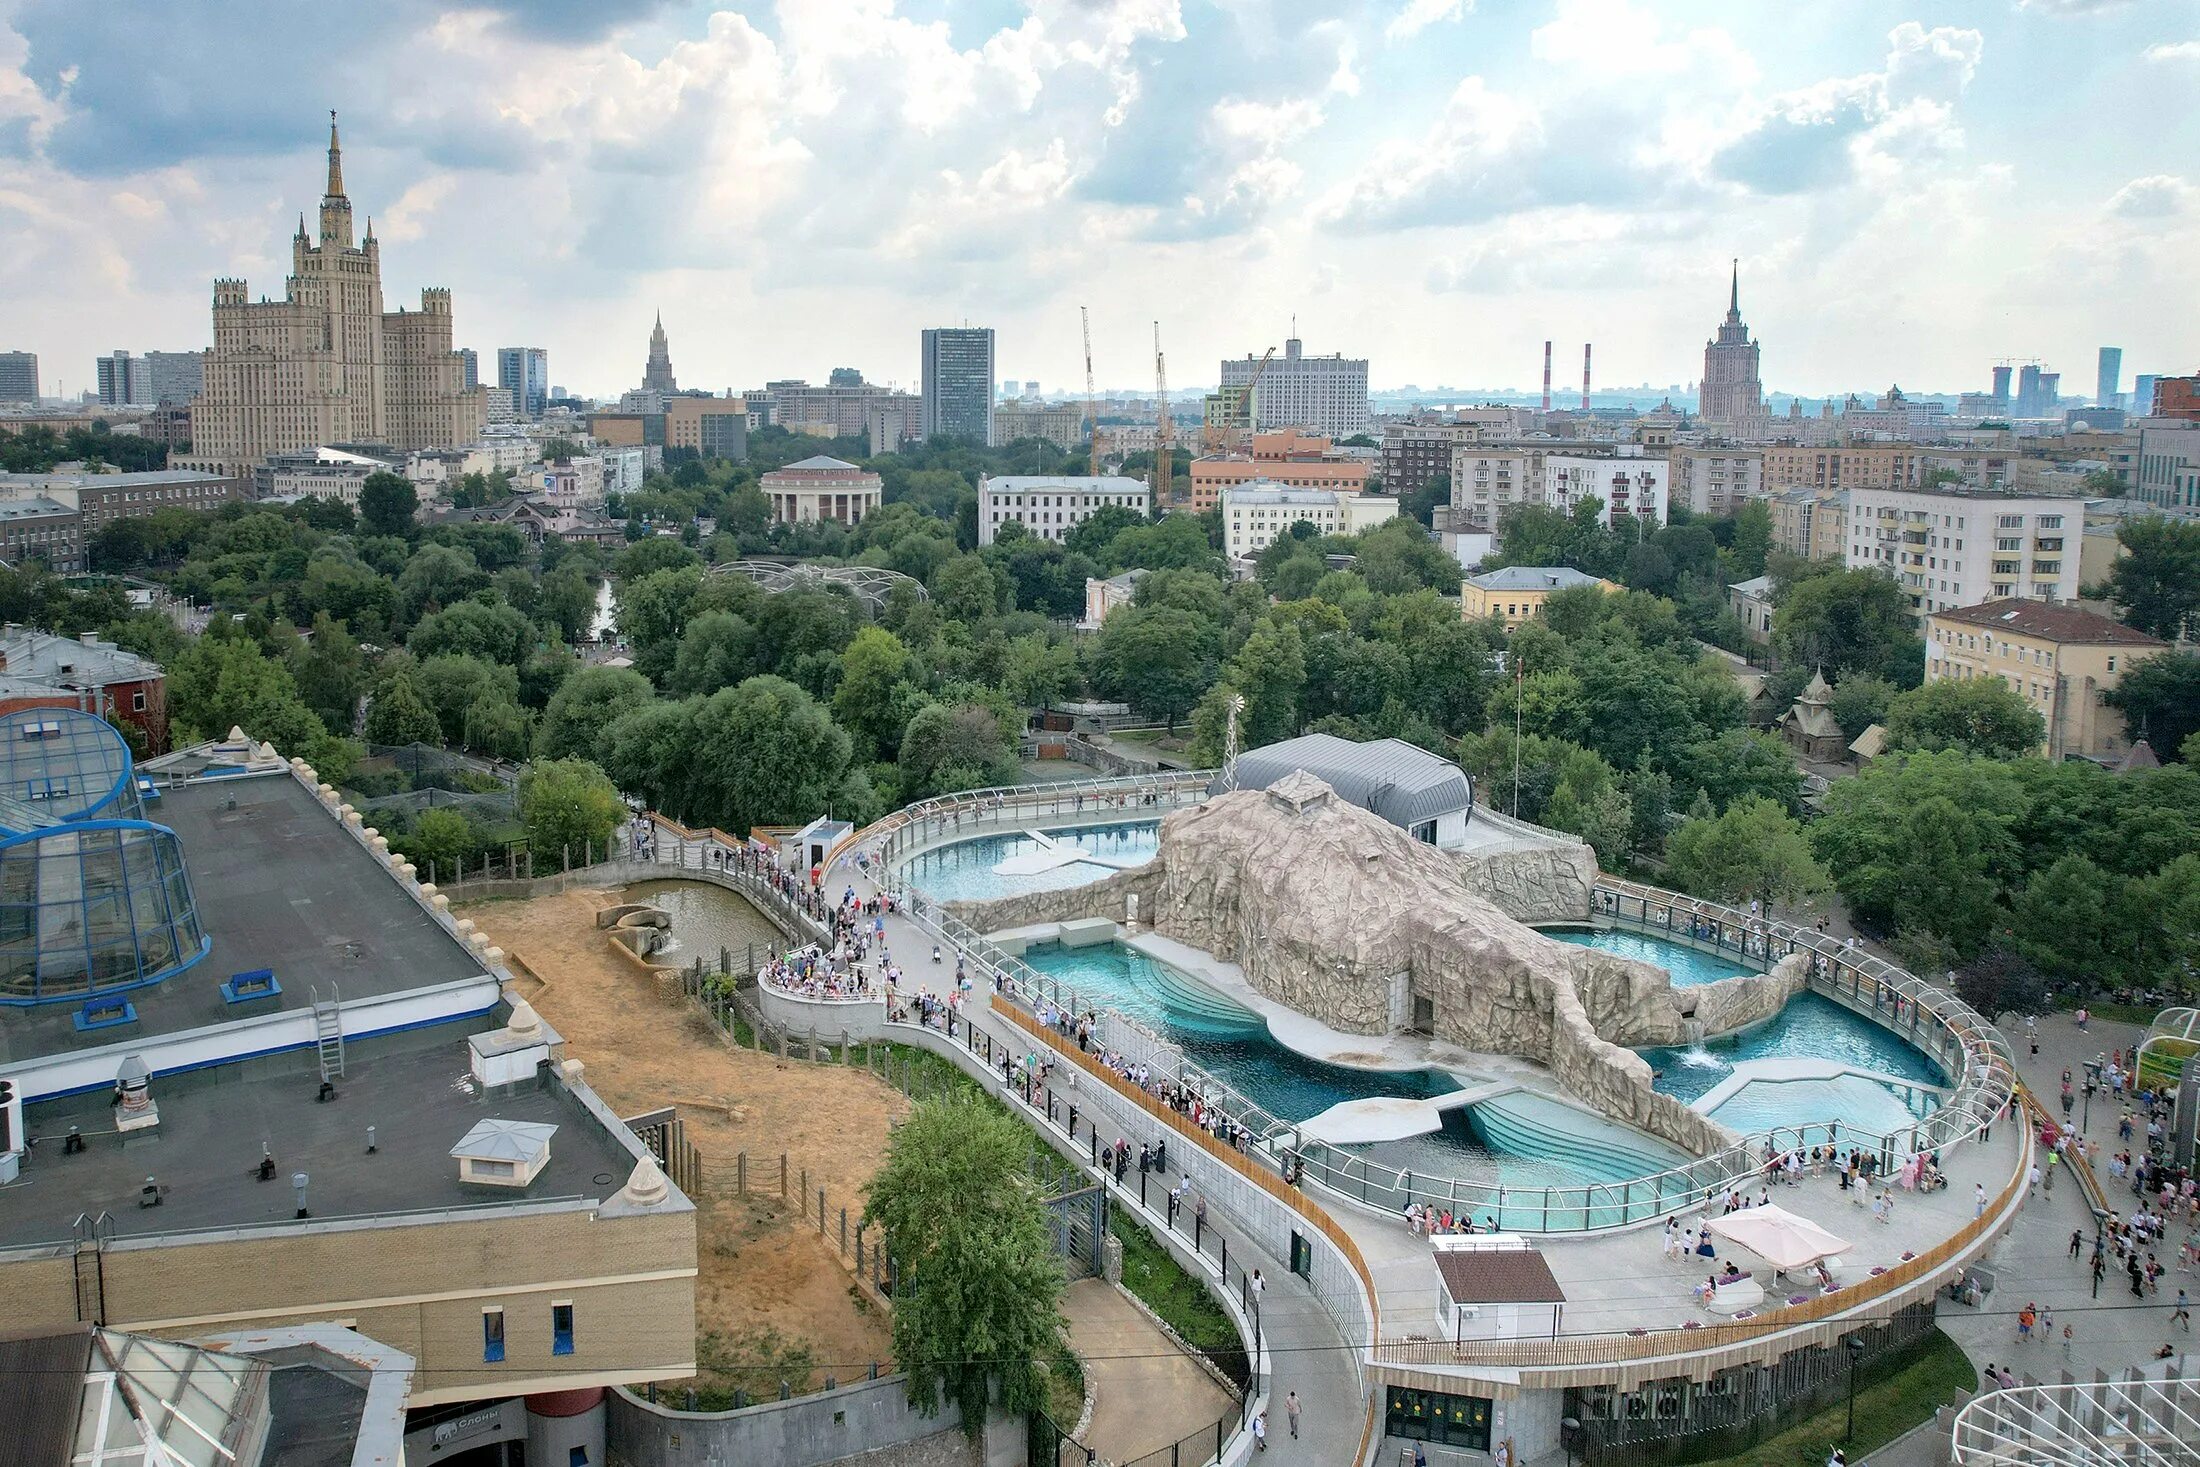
1385, 0, 1468, 44
2144, 40, 2200, 62
1529, 0, 1755, 79
2107, 174, 2193, 218
2015, 0, 2130, 13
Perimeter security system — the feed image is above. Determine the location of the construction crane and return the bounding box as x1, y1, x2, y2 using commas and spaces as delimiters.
1152, 321, 1171, 505
1081, 305, 1099, 466
1243, 345, 1275, 438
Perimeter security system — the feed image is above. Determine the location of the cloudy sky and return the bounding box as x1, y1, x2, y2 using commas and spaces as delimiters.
2, 0, 2194, 401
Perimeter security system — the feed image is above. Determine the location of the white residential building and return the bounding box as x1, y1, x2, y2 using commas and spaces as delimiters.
1844, 486, 2082, 615
1219, 334, 1370, 439
599, 445, 656, 496
979, 474, 1150, 546
1541, 450, 1667, 525
1220, 481, 1397, 560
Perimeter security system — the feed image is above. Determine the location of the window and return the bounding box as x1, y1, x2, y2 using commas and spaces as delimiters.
131, 690, 147, 712
552, 1302, 575, 1355
483, 1308, 506, 1362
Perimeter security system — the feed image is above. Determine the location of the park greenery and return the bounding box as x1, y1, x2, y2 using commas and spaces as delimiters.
4, 422, 2195, 1001
862, 1097, 1068, 1435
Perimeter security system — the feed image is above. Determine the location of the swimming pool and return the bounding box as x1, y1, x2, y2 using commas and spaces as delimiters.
1014, 938, 1692, 1198
901, 822, 1160, 904
1544, 927, 1754, 986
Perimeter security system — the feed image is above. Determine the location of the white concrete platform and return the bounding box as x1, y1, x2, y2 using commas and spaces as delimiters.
1691, 1056, 1953, 1114
1298, 1083, 1516, 1144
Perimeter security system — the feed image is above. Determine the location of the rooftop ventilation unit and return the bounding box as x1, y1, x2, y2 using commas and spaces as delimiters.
451, 1118, 557, 1189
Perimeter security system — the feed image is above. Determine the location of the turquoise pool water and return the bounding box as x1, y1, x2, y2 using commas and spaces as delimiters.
1641, 991, 1946, 1110
1704, 1074, 1931, 1143
902, 822, 1160, 904
1545, 927, 1754, 986
1013, 939, 1691, 1199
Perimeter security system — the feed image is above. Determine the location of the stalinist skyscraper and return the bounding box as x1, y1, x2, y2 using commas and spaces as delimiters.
643, 313, 677, 392
183, 115, 485, 477
1700, 259, 1766, 440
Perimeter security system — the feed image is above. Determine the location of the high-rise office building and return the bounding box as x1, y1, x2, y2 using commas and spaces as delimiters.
643, 313, 677, 392
921, 326, 996, 444
458, 347, 478, 389
2133, 374, 2159, 417
1219, 332, 1370, 439
1990, 365, 2012, 410
95, 350, 203, 406
2096, 347, 2122, 410
1699, 260, 1764, 436
497, 346, 549, 417
96, 351, 143, 406
0, 351, 38, 404
181, 115, 484, 476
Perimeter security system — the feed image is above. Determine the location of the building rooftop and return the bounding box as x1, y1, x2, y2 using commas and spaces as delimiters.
981, 475, 1150, 493
0, 771, 487, 1066
1220, 733, 1473, 830
1464, 566, 1608, 593
0, 495, 74, 521
765, 455, 875, 478
0, 469, 234, 490
1434, 1246, 1567, 1305
1931, 599, 2167, 646
0, 627, 162, 688
0, 1030, 640, 1249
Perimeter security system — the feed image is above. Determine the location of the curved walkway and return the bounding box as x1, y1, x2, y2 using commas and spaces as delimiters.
1063, 1278, 1235, 1464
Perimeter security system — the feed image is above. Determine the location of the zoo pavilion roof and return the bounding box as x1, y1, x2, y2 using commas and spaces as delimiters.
1219, 733, 1473, 830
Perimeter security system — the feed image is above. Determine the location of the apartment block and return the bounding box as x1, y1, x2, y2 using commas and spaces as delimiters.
1221, 482, 1396, 560
1845, 487, 2081, 614
1188, 430, 1369, 513
1768, 487, 1849, 560
979, 474, 1149, 545
1669, 447, 1763, 516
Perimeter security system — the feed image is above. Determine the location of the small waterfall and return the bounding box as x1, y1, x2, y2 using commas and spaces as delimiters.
1678, 1019, 1722, 1069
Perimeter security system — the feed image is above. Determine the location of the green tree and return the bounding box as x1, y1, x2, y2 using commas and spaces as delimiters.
667, 610, 758, 697
167, 631, 333, 757
359, 471, 418, 538
538, 665, 656, 761
898, 704, 1020, 799
1885, 677, 2046, 759
363, 666, 444, 746
1772, 569, 1918, 685
290, 612, 366, 736
1828, 673, 1899, 741
862, 1099, 1067, 1435
679, 676, 855, 834
2105, 652, 2200, 758
2010, 854, 2128, 993
401, 806, 479, 877
1950, 950, 2049, 1024
616, 566, 707, 684
833, 626, 928, 760
1093, 605, 1218, 729
517, 758, 627, 863
1666, 795, 1828, 914
2102, 518, 2200, 640
415, 654, 522, 747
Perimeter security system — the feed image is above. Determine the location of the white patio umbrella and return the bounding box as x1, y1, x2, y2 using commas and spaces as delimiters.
1705, 1204, 1854, 1271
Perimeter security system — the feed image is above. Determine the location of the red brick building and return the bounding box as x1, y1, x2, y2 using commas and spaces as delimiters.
0, 628, 168, 752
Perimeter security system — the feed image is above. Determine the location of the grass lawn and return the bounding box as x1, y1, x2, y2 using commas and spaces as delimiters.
1109, 1211, 1250, 1388
1110, 727, 1183, 747
2087, 1001, 2164, 1027
1681, 1329, 1974, 1467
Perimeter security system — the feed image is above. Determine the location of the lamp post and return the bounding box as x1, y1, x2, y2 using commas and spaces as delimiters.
1844, 1335, 1867, 1444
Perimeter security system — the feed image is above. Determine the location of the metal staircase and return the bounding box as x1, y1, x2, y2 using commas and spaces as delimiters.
310, 983, 345, 1081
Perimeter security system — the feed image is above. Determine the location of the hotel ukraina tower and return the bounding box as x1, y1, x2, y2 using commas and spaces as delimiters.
182, 115, 486, 478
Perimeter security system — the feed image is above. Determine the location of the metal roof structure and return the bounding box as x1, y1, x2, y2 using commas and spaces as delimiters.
1218, 733, 1473, 830
1463, 565, 1609, 593
711, 559, 925, 609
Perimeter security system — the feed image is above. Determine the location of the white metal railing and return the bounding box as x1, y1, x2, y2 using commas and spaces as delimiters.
832, 773, 2017, 1233
834, 768, 1215, 877
1951, 1377, 2200, 1465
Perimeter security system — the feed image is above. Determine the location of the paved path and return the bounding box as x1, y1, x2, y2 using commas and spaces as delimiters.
814, 837, 1374, 1466
1062, 1278, 1235, 1463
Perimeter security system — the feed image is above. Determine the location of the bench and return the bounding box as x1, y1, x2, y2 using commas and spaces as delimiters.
1706, 1277, 1766, 1315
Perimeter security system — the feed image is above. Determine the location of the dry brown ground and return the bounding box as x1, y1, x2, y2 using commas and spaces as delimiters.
465, 885, 906, 1388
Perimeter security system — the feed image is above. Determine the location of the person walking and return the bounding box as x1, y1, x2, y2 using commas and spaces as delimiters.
2175, 1289, 2192, 1333
1975, 1182, 1989, 1219
1252, 1410, 1267, 1452
1285, 1391, 1300, 1439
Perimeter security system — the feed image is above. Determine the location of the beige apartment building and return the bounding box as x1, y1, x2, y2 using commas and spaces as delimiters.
1448, 447, 1536, 532
1763, 444, 1930, 494
1924, 599, 2166, 761
1769, 487, 1848, 560
183, 118, 483, 478
1462, 565, 1617, 628
1669, 446, 1763, 516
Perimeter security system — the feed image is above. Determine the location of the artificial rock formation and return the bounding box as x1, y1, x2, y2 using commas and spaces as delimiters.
953, 775, 1798, 1157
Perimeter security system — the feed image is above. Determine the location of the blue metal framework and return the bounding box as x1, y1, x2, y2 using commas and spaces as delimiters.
0, 710, 208, 1006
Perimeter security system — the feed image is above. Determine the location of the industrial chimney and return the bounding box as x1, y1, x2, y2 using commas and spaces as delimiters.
1581, 344, 1592, 411
1541, 340, 1552, 413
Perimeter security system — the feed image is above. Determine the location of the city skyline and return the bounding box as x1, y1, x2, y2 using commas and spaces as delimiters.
1, 1, 2194, 400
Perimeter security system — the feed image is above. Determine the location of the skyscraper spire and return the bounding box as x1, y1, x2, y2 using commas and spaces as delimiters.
644, 313, 676, 392
1729, 257, 1739, 316
326, 110, 345, 199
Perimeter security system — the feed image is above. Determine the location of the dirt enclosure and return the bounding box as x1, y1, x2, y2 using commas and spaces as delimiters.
464, 885, 907, 1391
